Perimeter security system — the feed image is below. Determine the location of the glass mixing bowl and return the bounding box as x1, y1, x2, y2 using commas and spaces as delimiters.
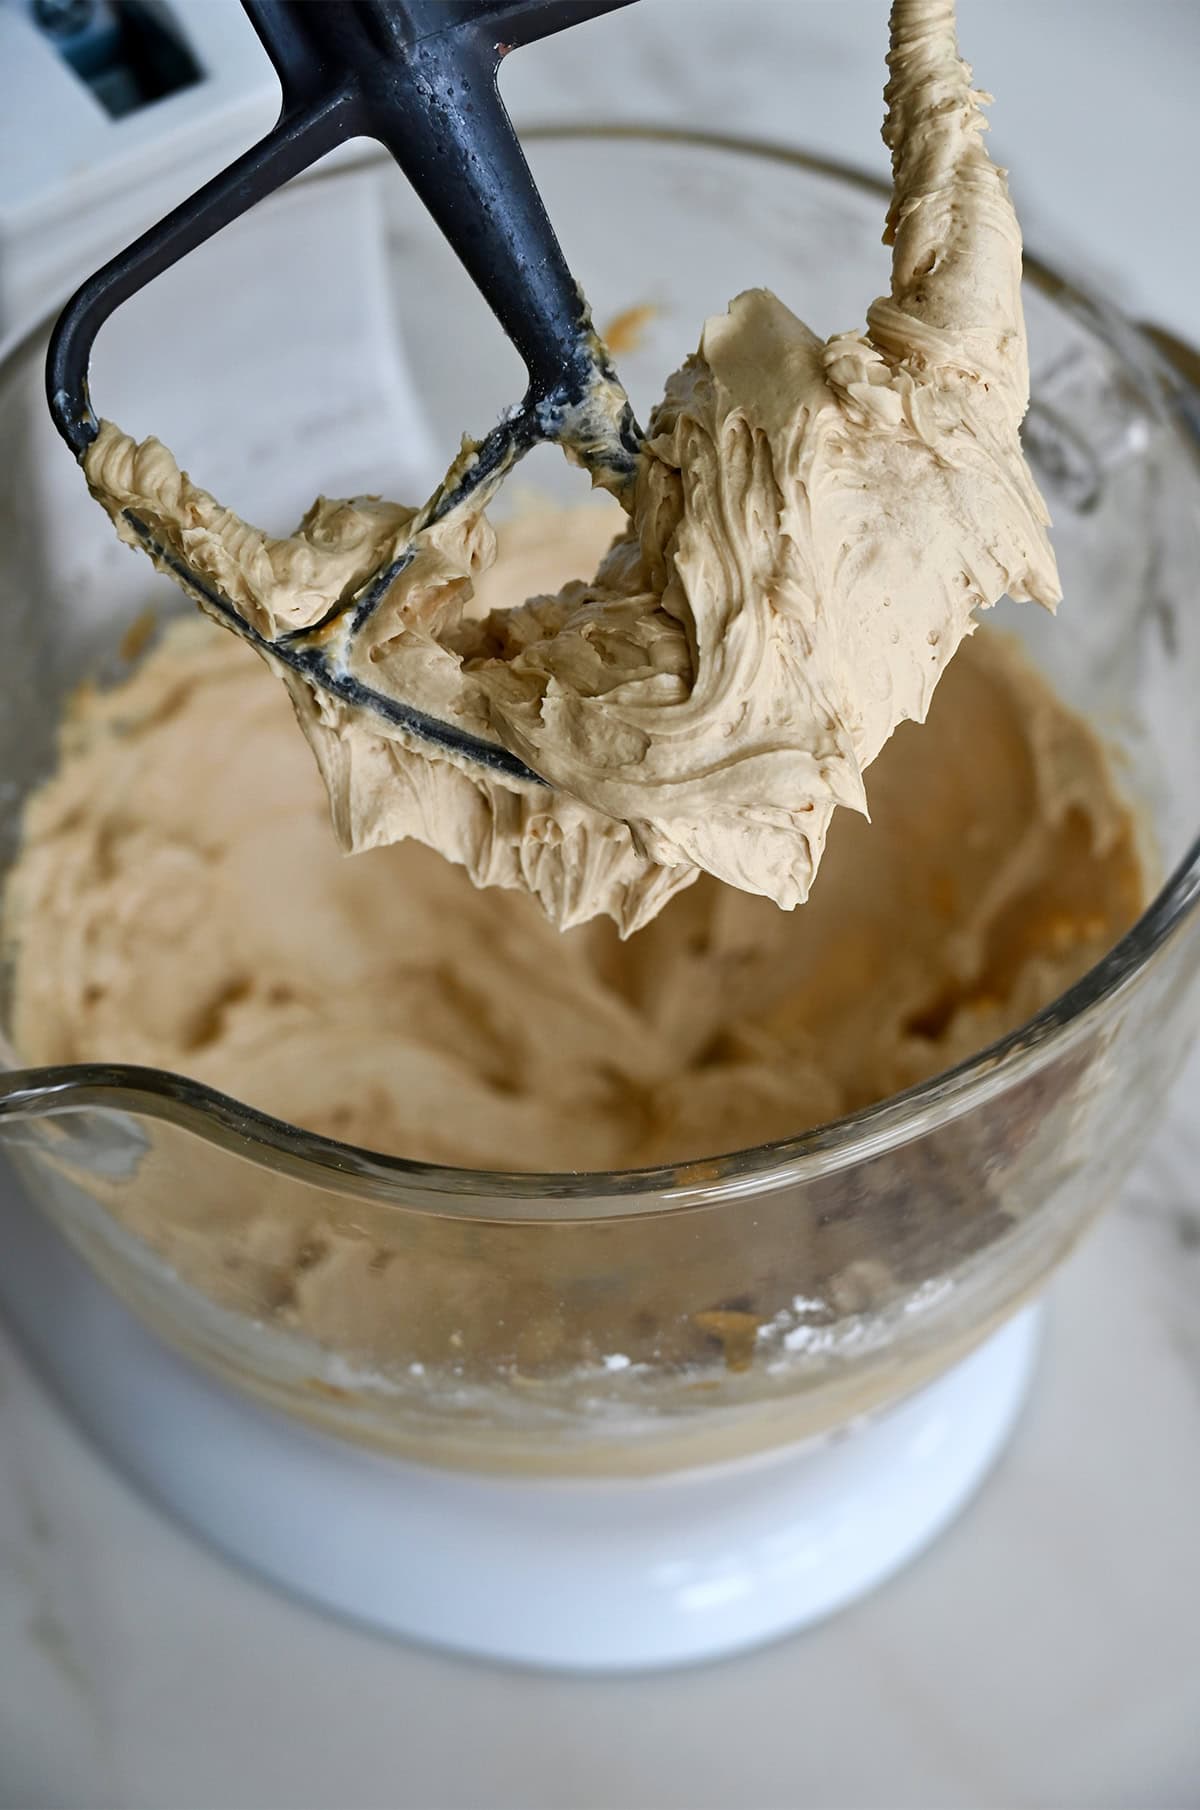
2, 133, 1199, 1478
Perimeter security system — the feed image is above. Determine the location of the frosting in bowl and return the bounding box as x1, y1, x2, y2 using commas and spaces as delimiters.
6, 507, 1137, 1172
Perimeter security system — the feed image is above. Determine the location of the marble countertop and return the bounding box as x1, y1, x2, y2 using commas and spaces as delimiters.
3, 3, 1200, 1805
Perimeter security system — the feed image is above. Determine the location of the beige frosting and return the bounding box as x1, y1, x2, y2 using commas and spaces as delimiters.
5, 507, 1139, 1173
80, 0, 1059, 934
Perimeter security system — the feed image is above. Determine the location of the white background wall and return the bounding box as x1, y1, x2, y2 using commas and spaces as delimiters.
501, 0, 1200, 346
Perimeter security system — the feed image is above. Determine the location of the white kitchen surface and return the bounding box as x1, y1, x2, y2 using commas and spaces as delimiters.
3, 3, 1200, 1805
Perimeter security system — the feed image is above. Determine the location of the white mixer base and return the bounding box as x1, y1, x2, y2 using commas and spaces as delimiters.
0, 1174, 1039, 1672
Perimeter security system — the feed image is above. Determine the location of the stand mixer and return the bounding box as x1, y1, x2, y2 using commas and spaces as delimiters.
5, 8, 1200, 1675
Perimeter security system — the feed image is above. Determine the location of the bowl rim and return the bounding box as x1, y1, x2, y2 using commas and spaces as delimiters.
3, 124, 1199, 1218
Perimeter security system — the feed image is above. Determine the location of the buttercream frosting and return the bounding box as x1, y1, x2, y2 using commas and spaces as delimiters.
5, 507, 1138, 1173
80, 0, 1060, 934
